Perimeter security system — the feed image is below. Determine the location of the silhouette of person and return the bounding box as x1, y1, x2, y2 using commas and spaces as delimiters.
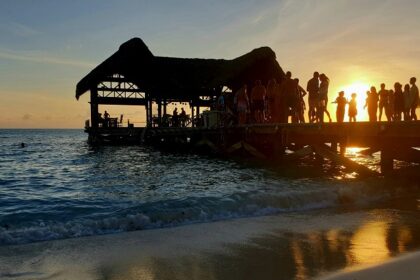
348, 93, 357, 122
172, 108, 179, 127
234, 84, 250, 125
318, 73, 332, 123
385, 90, 395, 121
250, 80, 266, 123
364, 87, 378, 122
295, 78, 307, 123
307, 72, 320, 123
403, 84, 411, 121
378, 83, 388, 121
279, 71, 299, 123
103, 110, 110, 127
333, 91, 347, 123
394, 82, 404, 121
409, 77, 419, 120
179, 108, 187, 127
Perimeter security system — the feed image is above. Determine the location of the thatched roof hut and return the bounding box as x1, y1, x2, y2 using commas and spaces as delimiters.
75, 37, 285, 101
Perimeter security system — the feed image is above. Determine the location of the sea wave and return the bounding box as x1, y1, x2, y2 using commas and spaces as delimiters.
0, 181, 389, 245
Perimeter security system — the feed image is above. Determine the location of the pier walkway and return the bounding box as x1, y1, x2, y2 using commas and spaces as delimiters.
86, 121, 420, 175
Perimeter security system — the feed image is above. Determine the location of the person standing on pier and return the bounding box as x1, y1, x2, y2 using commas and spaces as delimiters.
364, 87, 379, 122
172, 108, 179, 127
279, 71, 297, 123
394, 82, 404, 121
409, 77, 419, 120
307, 72, 320, 123
317, 73, 332, 123
332, 91, 347, 123
385, 89, 395, 121
103, 110, 110, 127
403, 84, 412, 121
378, 83, 388, 121
234, 84, 250, 125
250, 80, 266, 123
295, 78, 307, 123
348, 93, 358, 122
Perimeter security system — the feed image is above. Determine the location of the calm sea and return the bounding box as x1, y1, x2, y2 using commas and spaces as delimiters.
0, 129, 418, 245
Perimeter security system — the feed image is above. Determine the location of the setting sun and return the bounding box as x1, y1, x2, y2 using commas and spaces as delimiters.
337, 82, 370, 121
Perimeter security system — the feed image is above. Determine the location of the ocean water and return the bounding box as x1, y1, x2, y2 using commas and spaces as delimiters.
0, 129, 417, 246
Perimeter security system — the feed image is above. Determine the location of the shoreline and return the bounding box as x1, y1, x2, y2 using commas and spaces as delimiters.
1, 209, 420, 280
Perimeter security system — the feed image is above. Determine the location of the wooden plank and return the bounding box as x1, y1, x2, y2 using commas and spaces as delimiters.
242, 142, 267, 159
284, 146, 313, 160
312, 144, 379, 176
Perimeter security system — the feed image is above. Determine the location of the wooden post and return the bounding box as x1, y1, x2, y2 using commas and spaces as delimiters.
191, 106, 195, 127
145, 93, 149, 128
157, 99, 162, 127
148, 100, 153, 127
380, 148, 394, 175
331, 142, 338, 153
90, 88, 99, 128
339, 141, 346, 155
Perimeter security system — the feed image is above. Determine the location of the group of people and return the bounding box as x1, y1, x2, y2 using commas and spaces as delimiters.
171, 107, 188, 127
233, 71, 333, 124
361, 78, 419, 122
232, 72, 418, 124
332, 77, 419, 123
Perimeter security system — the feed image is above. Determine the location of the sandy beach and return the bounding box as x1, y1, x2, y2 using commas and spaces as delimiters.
319, 251, 420, 280
1, 207, 420, 280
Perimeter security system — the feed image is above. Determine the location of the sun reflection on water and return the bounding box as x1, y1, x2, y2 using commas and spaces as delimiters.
349, 221, 390, 266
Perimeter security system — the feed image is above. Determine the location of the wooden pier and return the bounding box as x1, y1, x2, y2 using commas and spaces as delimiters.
77, 38, 420, 176
85, 121, 420, 175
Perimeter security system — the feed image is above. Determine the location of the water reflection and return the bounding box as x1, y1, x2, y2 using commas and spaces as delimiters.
350, 221, 390, 265
98, 210, 420, 280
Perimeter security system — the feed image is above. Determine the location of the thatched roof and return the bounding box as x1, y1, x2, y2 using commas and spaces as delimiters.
76, 37, 285, 100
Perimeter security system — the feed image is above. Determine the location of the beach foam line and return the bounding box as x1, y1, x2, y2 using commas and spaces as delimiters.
318, 251, 420, 280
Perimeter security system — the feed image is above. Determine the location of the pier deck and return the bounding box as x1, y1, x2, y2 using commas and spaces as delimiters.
86, 121, 420, 175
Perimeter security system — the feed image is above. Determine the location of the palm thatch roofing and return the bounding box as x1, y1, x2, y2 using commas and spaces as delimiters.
76, 37, 285, 100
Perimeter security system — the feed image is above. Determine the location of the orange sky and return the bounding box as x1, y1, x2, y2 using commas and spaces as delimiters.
0, 0, 418, 128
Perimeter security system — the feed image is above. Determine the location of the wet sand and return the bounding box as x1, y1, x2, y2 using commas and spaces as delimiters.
1, 205, 420, 280
318, 251, 420, 280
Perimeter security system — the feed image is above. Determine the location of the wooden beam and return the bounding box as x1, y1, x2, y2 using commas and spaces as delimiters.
96, 97, 147, 106
312, 144, 378, 176
284, 146, 313, 160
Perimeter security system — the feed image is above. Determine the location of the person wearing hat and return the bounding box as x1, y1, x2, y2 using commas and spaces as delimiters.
332, 90, 347, 123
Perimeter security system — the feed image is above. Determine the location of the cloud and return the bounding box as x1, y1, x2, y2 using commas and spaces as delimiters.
0, 48, 95, 68
0, 21, 40, 38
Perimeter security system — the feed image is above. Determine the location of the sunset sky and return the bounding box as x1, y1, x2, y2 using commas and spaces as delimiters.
0, 0, 418, 128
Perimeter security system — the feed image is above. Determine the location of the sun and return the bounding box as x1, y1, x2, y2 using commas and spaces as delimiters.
338, 82, 370, 121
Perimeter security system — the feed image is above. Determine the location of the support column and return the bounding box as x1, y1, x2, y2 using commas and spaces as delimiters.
339, 141, 346, 155
145, 93, 150, 128
331, 141, 338, 153
147, 100, 153, 127
191, 106, 195, 127
380, 148, 394, 175
90, 88, 99, 128
157, 99, 162, 127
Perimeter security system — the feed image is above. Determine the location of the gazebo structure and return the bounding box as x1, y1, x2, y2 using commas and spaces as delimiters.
76, 37, 285, 129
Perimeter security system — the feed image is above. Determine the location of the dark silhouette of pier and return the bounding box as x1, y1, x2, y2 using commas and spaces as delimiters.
76, 38, 420, 175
